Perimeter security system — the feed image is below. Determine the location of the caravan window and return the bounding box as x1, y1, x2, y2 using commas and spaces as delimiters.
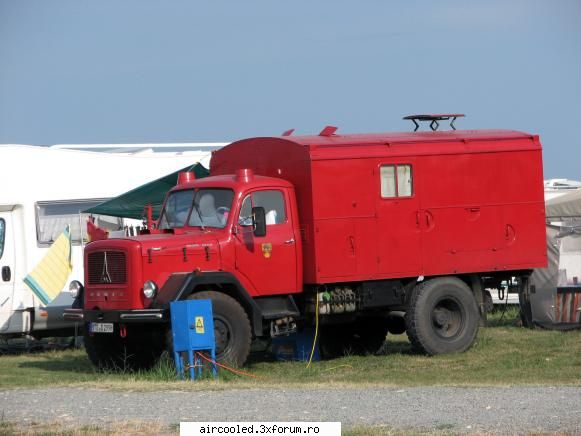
36, 199, 123, 246
0, 218, 5, 259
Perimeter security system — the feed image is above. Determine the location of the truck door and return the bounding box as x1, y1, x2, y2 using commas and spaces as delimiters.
376, 162, 422, 277
234, 189, 299, 295
0, 211, 16, 332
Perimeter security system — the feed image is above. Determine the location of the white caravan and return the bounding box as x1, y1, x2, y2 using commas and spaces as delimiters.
544, 179, 581, 201
0, 143, 225, 338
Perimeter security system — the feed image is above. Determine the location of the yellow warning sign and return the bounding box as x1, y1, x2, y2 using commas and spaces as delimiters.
195, 316, 205, 334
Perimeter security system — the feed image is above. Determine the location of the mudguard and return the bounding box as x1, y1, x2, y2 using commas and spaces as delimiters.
151, 271, 299, 337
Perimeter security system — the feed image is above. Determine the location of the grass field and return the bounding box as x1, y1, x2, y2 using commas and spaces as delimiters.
0, 308, 580, 391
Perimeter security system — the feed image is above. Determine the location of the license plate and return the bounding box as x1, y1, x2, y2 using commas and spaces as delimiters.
90, 322, 114, 333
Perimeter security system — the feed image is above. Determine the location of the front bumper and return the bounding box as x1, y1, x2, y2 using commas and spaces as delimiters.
63, 308, 168, 323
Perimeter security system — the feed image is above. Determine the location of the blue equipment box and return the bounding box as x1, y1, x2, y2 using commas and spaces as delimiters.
170, 299, 215, 352
272, 328, 320, 362
170, 299, 217, 379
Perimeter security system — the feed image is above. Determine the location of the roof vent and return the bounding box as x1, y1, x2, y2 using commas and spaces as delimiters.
403, 114, 465, 132
236, 168, 254, 183
319, 125, 338, 136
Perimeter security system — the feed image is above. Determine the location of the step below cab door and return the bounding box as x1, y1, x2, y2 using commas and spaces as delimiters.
234, 189, 299, 295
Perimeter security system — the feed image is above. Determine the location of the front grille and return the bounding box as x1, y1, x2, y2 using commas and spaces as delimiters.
87, 251, 127, 285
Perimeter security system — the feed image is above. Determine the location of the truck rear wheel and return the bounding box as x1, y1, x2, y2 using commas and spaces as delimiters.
320, 317, 388, 358
84, 324, 165, 371
188, 291, 252, 367
405, 277, 479, 355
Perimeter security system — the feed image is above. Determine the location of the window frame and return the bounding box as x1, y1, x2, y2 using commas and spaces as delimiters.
379, 163, 414, 199
237, 189, 288, 227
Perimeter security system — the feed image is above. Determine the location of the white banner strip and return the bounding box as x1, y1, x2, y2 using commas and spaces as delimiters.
181, 422, 341, 436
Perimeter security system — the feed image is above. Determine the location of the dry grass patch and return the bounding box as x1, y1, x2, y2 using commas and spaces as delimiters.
0, 419, 175, 435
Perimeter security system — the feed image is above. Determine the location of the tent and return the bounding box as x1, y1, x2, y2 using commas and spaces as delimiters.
85, 163, 209, 220
546, 188, 581, 219
526, 189, 581, 330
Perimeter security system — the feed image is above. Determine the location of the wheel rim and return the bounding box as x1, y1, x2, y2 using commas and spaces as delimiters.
431, 297, 464, 339
214, 315, 233, 357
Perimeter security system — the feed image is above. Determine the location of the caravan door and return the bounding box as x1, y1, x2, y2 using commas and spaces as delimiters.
0, 210, 16, 332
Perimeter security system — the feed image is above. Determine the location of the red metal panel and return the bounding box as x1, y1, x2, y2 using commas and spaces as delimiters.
232, 188, 299, 296
354, 217, 379, 279
375, 158, 422, 278
421, 205, 501, 275
315, 219, 357, 279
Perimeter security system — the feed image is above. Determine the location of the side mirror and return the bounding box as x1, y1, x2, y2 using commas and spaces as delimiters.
252, 206, 266, 237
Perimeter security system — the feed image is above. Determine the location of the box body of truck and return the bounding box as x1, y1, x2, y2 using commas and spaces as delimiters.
211, 130, 546, 285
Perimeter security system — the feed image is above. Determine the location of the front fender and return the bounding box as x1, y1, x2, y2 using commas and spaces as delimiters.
150, 271, 264, 336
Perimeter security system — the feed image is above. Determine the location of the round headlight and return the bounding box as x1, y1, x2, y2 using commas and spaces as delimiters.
69, 280, 84, 298
143, 280, 158, 299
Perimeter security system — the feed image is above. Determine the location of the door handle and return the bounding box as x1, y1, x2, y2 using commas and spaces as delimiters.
2, 266, 11, 282
424, 210, 434, 230
284, 238, 295, 244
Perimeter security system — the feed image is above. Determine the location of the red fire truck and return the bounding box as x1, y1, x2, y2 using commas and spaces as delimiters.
65, 118, 546, 369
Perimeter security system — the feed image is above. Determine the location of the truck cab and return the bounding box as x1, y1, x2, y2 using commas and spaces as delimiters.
68, 169, 304, 367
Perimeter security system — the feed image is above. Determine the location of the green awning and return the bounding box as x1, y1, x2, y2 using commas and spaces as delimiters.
85, 163, 209, 219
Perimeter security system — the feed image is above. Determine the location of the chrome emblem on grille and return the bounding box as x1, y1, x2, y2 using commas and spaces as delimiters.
100, 252, 112, 284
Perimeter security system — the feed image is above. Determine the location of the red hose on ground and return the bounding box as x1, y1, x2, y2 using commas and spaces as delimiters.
195, 352, 260, 379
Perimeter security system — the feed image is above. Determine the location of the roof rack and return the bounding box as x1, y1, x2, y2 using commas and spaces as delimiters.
403, 114, 465, 132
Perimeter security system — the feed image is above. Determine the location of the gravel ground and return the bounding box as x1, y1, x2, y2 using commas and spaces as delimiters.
1, 386, 580, 433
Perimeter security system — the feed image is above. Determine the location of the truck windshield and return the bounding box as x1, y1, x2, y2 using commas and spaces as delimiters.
158, 188, 234, 230
189, 189, 234, 229
158, 190, 195, 229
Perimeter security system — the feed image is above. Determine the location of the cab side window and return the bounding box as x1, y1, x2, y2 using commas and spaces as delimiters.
238, 190, 287, 226
0, 218, 5, 259
239, 196, 253, 226
380, 164, 413, 198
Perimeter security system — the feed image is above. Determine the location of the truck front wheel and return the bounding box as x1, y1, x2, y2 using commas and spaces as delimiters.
84, 324, 165, 371
405, 277, 479, 355
188, 291, 252, 367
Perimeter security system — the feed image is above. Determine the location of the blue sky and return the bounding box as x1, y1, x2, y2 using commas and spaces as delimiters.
1, 0, 580, 178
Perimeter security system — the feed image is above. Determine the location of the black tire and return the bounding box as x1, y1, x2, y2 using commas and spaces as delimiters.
84, 324, 165, 371
386, 313, 406, 335
188, 291, 252, 367
319, 317, 388, 358
405, 277, 479, 355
